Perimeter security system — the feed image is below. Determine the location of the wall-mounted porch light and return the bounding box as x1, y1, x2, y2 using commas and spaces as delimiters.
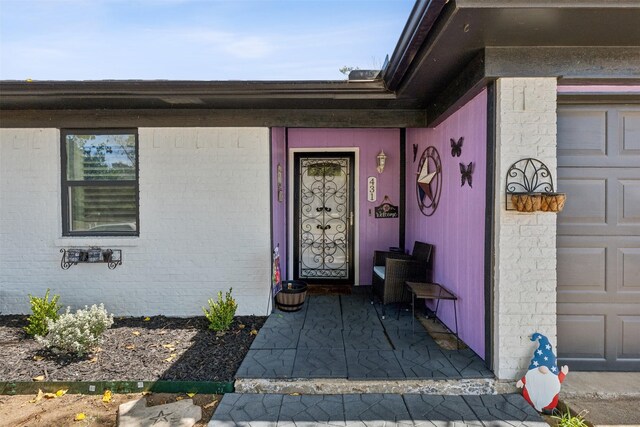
376, 150, 387, 173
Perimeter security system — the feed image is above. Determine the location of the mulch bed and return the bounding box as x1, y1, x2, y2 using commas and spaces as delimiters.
0, 315, 265, 382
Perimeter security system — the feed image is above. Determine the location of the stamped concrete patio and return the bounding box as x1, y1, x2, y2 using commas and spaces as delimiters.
236, 290, 492, 381
214, 290, 548, 426
210, 393, 548, 426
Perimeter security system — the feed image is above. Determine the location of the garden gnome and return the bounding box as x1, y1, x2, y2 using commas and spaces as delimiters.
516, 333, 569, 414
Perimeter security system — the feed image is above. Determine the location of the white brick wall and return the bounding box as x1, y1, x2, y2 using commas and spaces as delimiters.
0, 127, 271, 316
493, 78, 558, 379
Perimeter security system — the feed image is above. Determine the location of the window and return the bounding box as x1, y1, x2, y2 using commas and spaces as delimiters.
61, 129, 139, 236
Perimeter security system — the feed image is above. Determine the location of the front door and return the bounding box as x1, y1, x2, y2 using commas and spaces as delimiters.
293, 153, 355, 285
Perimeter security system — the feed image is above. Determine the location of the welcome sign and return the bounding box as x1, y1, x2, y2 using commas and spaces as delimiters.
375, 198, 399, 218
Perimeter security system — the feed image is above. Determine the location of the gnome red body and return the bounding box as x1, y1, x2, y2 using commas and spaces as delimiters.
516, 333, 569, 413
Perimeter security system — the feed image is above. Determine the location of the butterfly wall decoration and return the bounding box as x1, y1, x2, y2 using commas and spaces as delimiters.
460, 162, 474, 188
450, 137, 464, 157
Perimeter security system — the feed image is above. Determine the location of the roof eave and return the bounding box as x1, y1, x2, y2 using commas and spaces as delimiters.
382, 0, 449, 91
383, 0, 640, 125
0, 79, 403, 110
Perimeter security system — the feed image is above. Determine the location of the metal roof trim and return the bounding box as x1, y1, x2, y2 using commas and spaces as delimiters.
382, 0, 449, 91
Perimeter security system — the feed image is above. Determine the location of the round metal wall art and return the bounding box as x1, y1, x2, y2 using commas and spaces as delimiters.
416, 146, 442, 216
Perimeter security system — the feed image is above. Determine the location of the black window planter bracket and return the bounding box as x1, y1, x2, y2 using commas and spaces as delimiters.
60, 248, 122, 270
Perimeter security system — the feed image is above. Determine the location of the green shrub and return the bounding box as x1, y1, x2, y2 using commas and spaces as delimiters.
202, 288, 238, 332
551, 409, 589, 427
24, 289, 62, 337
36, 304, 114, 356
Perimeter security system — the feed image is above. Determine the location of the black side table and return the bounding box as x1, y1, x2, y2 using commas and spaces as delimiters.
404, 281, 460, 349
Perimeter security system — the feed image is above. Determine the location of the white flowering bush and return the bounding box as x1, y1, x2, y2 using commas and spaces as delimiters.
37, 304, 114, 356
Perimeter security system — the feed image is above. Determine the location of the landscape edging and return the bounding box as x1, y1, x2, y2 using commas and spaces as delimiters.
0, 380, 234, 395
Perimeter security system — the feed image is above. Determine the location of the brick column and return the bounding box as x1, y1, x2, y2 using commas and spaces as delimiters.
493, 78, 558, 380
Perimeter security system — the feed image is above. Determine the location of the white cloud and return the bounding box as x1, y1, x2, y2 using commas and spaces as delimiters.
0, 0, 413, 80
181, 29, 275, 59
226, 36, 273, 59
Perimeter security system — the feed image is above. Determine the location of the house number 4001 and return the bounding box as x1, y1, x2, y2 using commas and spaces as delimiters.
367, 176, 377, 202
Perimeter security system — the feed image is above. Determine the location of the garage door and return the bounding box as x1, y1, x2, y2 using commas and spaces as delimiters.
557, 103, 640, 371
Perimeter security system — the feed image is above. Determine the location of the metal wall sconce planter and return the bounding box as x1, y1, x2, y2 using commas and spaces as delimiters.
60, 248, 122, 270
505, 158, 566, 213
376, 150, 387, 173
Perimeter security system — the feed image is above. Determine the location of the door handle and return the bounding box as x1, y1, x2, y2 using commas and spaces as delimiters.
350, 212, 354, 226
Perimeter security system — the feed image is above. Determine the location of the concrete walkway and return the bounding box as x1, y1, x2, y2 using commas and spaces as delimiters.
209, 393, 547, 426
560, 372, 640, 426
561, 372, 640, 399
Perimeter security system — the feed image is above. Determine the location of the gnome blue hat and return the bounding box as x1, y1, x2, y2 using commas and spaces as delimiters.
528, 333, 558, 374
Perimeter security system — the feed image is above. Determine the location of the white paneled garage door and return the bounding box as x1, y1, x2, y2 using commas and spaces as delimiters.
557, 102, 640, 371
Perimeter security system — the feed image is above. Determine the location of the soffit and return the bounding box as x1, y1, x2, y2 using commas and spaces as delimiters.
392, 0, 640, 107
0, 80, 415, 110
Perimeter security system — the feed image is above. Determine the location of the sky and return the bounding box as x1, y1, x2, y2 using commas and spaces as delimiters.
0, 0, 415, 81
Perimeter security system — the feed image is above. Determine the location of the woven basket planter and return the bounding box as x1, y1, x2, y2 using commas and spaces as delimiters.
511, 193, 542, 212
539, 193, 567, 212
275, 280, 308, 312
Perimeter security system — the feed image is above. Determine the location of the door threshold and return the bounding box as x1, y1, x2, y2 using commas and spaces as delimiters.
305, 284, 353, 295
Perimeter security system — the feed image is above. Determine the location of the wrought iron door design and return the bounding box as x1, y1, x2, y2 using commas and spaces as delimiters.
294, 153, 354, 284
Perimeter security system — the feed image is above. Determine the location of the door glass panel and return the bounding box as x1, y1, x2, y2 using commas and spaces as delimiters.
298, 157, 351, 279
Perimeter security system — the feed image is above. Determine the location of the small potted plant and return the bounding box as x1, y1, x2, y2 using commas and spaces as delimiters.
87, 248, 102, 263
102, 249, 113, 262
67, 249, 82, 263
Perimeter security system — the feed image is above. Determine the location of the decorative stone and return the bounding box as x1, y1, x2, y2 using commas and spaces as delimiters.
117, 398, 201, 427
234, 378, 497, 395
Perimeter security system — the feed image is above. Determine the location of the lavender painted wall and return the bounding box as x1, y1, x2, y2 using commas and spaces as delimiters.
405, 90, 488, 358
287, 128, 401, 285
271, 127, 288, 280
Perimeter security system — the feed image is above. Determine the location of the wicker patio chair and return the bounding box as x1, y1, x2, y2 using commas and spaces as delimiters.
372, 241, 434, 318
